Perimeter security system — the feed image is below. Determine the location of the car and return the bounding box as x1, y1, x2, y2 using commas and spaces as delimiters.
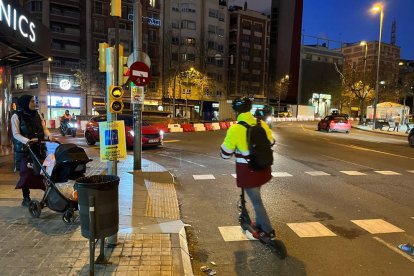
409, 128, 414, 147
84, 114, 163, 148
317, 115, 351, 133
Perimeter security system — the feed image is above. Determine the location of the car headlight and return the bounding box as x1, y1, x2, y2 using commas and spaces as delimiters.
266, 117, 272, 123
92, 126, 99, 131
68, 123, 74, 127
159, 130, 164, 138
128, 130, 135, 136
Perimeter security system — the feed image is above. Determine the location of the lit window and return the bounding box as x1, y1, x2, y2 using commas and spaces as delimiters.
149, 0, 156, 7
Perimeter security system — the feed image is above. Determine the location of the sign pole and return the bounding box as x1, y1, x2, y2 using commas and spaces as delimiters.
133, 0, 142, 170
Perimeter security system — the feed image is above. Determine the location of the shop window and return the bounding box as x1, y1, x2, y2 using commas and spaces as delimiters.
30, 75, 38, 89
94, 1, 103, 14
14, 75, 24, 90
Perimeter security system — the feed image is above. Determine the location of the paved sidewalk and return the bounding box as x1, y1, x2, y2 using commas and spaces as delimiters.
353, 123, 411, 136
0, 153, 193, 275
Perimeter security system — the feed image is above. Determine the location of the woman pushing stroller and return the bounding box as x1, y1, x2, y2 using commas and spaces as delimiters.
11, 95, 56, 206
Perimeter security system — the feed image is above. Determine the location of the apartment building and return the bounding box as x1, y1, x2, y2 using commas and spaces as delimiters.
228, 5, 269, 102
163, 0, 229, 119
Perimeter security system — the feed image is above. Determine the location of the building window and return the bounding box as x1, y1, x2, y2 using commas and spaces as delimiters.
93, 19, 104, 33
172, 37, 179, 45
181, 20, 196, 30
149, 30, 157, 42
242, 34, 250, 43
30, 75, 38, 89
207, 41, 216, 50
149, 0, 156, 7
186, 37, 196, 45
208, 25, 216, 34
209, 9, 218, 18
172, 4, 179, 12
28, 1, 42, 12
181, 3, 196, 13
94, 1, 103, 14
218, 13, 225, 22
172, 20, 179, 29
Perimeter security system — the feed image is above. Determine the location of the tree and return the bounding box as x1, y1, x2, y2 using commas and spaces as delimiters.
335, 62, 374, 121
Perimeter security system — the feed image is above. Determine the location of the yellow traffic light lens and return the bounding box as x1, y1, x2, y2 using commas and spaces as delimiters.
111, 101, 123, 112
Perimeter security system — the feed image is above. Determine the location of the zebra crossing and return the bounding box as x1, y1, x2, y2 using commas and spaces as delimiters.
219, 218, 407, 242
192, 169, 414, 180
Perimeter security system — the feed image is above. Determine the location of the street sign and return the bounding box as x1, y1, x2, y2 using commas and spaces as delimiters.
127, 52, 151, 68
99, 120, 127, 161
129, 61, 151, 86
131, 86, 144, 104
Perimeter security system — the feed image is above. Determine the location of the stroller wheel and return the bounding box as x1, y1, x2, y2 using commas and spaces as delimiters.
62, 209, 74, 224
29, 200, 42, 218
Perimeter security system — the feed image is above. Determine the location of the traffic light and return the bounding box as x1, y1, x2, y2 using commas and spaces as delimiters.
99, 42, 109, 72
109, 85, 124, 113
111, 0, 121, 17
117, 44, 129, 84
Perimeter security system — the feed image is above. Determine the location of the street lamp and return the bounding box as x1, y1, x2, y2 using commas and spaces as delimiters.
360, 41, 368, 121
47, 57, 53, 119
278, 75, 289, 117
371, 2, 384, 130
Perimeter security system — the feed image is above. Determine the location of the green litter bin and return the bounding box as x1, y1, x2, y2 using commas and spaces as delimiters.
75, 175, 119, 239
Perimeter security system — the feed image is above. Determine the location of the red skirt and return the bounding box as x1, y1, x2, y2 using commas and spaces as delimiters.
235, 163, 271, 188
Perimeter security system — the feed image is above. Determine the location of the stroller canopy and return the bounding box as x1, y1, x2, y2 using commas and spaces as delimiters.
54, 143, 90, 165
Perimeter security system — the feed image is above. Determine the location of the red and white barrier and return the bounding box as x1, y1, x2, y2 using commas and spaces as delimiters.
168, 124, 183, 132
211, 123, 221, 130
181, 124, 195, 132
193, 123, 206, 131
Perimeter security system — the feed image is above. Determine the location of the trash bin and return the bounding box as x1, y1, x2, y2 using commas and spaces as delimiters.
75, 175, 119, 239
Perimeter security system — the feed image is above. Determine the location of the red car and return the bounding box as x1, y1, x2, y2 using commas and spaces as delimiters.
317, 115, 351, 133
84, 114, 163, 148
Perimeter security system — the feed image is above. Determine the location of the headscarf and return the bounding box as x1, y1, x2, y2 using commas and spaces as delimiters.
17, 95, 36, 116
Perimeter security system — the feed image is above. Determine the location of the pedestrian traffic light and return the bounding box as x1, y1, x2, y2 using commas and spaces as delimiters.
109, 85, 124, 113
111, 0, 121, 17
99, 42, 109, 72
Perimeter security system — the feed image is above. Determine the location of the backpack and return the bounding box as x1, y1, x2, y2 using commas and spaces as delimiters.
238, 118, 273, 170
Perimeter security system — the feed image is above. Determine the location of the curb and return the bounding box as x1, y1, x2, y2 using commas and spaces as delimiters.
352, 125, 409, 137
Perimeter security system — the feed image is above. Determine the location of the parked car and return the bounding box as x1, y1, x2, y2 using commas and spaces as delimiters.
317, 115, 351, 133
409, 128, 414, 147
84, 114, 163, 148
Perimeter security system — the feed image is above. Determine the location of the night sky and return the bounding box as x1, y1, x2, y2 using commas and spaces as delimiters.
232, 0, 414, 59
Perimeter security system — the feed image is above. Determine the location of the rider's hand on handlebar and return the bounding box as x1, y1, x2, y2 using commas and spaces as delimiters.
49, 137, 57, 142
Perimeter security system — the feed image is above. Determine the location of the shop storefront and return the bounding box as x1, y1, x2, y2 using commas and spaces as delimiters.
0, 0, 51, 148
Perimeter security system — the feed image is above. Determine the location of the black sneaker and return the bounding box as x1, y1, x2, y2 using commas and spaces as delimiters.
21, 197, 31, 207
257, 229, 276, 242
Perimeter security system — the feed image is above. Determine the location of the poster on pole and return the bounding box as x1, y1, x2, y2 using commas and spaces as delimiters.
99, 120, 127, 161
131, 86, 144, 104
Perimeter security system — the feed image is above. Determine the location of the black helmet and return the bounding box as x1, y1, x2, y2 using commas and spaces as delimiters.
232, 97, 252, 113
65, 110, 69, 114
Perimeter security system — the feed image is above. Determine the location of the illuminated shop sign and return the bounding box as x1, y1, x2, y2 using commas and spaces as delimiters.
47, 96, 80, 108
59, 79, 72, 90
0, 0, 36, 42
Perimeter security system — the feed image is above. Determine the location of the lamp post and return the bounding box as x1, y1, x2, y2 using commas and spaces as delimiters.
185, 67, 194, 118
360, 41, 368, 120
47, 57, 53, 119
371, 3, 384, 130
278, 74, 289, 117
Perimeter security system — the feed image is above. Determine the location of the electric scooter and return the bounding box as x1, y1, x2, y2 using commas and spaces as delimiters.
238, 188, 287, 259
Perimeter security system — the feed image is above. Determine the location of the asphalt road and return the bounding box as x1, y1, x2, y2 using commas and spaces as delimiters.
66, 124, 414, 276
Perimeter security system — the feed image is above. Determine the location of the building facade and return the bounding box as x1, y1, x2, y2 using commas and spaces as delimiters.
162, 0, 229, 119
228, 5, 269, 103
300, 42, 344, 117
268, 0, 303, 105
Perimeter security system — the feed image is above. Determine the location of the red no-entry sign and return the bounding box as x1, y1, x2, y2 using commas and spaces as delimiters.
129, 61, 151, 86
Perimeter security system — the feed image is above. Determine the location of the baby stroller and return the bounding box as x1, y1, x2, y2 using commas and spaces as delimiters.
27, 141, 92, 223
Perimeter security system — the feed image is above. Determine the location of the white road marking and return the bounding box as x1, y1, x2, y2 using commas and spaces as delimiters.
218, 226, 256, 241
193, 175, 216, 180
351, 219, 405, 234
407, 170, 414, 174
271, 172, 293, 177
373, 237, 414, 263
375, 171, 401, 175
287, 222, 337, 238
163, 140, 181, 143
231, 174, 237, 178
157, 153, 206, 167
305, 171, 331, 176
340, 171, 367, 176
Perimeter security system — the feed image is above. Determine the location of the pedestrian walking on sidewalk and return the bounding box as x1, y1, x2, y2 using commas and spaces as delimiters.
220, 97, 276, 239
11, 95, 55, 206
394, 114, 401, 132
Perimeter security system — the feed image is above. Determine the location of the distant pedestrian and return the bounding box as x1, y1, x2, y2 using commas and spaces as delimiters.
394, 114, 401, 132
